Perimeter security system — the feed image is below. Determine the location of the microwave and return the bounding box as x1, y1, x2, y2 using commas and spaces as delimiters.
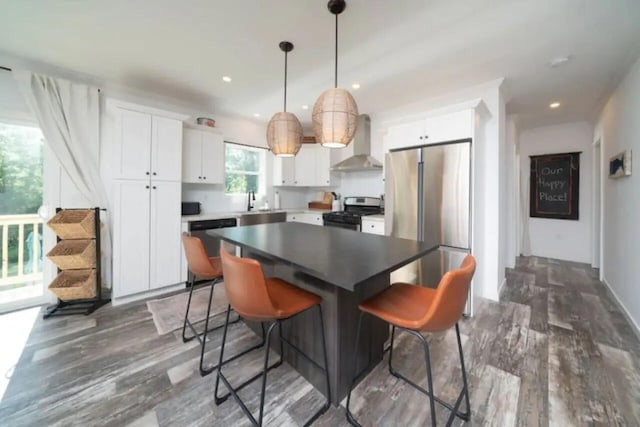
181, 202, 201, 216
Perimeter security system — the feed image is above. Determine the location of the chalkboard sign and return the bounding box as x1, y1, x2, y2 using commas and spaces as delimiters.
530, 152, 580, 220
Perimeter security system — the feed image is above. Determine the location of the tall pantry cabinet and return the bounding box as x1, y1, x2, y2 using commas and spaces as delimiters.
109, 100, 187, 301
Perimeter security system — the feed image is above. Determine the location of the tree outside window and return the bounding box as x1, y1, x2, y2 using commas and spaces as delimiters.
225, 143, 265, 194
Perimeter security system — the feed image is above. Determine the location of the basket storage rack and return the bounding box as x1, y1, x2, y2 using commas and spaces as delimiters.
43, 208, 110, 318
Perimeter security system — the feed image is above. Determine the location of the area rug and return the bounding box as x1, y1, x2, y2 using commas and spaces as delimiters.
146, 283, 229, 335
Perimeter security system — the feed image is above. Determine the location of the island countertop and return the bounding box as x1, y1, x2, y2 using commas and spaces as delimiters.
212, 222, 435, 291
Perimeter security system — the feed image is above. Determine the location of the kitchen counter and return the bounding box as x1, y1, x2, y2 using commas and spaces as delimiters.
181, 208, 330, 223
212, 222, 435, 404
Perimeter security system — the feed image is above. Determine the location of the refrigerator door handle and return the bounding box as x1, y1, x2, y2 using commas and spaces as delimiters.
417, 150, 424, 242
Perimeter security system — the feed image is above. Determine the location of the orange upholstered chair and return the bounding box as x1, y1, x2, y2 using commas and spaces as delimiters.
214, 246, 330, 426
346, 255, 476, 426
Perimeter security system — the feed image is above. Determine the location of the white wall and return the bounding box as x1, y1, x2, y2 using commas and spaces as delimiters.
594, 55, 640, 332
519, 122, 593, 263
371, 79, 506, 302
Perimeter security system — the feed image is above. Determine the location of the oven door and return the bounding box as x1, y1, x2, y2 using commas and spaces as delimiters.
323, 219, 360, 231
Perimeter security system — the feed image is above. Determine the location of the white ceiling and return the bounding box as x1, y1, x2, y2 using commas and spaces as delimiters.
1, 0, 639, 130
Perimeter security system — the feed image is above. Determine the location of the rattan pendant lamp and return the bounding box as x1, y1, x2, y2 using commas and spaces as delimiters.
266, 41, 303, 157
312, 0, 358, 148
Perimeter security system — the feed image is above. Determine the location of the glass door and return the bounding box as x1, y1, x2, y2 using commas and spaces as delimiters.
0, 121, 48, 313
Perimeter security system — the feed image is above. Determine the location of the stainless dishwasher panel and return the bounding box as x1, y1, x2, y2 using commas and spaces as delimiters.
187, 217, 238, 284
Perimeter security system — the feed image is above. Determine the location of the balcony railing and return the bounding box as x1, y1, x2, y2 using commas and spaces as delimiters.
0, 214, 43, 287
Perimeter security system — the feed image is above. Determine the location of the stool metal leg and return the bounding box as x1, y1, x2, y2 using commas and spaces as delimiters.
346, 311, 365, 427
181, 276, 199, 343
455, 323, 471, 419
216, 304, 332, 427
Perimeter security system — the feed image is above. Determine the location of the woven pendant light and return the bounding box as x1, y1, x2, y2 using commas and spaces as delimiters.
312, 0, 358, 148
267, 41, 303, 157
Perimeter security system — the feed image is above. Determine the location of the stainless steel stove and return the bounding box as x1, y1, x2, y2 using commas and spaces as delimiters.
323, 197, 383, 231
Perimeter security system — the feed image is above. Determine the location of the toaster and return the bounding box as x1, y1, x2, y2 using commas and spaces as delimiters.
181, 202, 201, 216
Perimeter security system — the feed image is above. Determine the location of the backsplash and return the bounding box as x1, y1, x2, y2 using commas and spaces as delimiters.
182, 183, 311, 213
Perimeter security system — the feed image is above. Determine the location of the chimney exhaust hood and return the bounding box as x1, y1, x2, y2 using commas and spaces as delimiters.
330, 114, 383, 172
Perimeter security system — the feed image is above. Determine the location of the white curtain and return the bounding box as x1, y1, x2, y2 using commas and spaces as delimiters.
14, 70, 112, 288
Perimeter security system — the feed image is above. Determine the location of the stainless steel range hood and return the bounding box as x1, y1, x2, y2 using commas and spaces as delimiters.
330, 114, 383, 172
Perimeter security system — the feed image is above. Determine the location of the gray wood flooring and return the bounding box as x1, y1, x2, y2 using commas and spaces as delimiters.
1, 256, 639, 426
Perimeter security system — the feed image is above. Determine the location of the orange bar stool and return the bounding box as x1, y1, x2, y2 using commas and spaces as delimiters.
181, 233, 264, 376
214, 247, 331, 426
346, 255, 476, 427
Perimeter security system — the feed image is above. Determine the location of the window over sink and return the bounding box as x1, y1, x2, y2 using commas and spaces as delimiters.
224, 142, 266, 195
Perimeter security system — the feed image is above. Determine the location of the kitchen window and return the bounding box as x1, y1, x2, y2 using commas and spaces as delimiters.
224, 142, 267, 194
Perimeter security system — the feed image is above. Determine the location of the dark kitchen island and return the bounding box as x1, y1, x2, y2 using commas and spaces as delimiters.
212, 222, 435, 405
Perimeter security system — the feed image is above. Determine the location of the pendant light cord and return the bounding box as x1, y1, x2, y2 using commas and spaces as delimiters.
284, 50, 288, 112
334, 13, 338, 88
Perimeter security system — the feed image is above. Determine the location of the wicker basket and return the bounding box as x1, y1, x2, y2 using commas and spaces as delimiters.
46, 240, 96, 270
48, 269, 96, 301
47, 210, 95, 239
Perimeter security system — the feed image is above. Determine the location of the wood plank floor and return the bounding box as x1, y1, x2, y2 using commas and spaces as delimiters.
1, 256, 639, 426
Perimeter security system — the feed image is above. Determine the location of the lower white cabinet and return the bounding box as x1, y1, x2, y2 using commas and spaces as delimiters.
361, 218, 385, 235
286, 212, 324, 225
113, 179, 182, 297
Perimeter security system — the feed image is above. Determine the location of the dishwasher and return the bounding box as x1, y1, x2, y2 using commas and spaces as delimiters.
187, 217, 238, 285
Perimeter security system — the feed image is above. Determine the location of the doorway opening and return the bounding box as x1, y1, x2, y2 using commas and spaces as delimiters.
0, 121, 47, 312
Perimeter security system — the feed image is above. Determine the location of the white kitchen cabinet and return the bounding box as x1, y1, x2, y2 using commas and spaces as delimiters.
286, 212, 324, 225
273, 144, 334, 187
114, 108, 183, 181
273, 156, 296, 186
109, 100, 187, 301
182, 127, 224, 184
361, 218, 385, 235
385, 109, 474, 152
113, 180, 151, 297
113, 180, 182, 297
149, 181, 183, 289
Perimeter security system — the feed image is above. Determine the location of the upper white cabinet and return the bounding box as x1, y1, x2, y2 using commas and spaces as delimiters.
385, 109, 474, 152
114, 108, 183, 181
273, 144, 334, 187
182, 127, 224, 184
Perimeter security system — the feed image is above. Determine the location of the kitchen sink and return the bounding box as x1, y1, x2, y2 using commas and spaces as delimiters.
238, 211, 287, 226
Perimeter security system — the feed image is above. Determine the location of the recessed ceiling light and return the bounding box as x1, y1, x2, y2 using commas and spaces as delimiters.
548, 56, 571, 68
222, 76, 232, 82
549, 102, 561, 109
352, 83, 361, 90
301, 105, 309, 110
253, 113, 261, 118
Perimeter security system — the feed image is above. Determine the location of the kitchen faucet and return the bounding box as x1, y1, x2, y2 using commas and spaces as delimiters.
247, 191, 256, 211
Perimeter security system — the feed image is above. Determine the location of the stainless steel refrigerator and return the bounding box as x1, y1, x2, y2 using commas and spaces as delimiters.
385, 139, 473, 314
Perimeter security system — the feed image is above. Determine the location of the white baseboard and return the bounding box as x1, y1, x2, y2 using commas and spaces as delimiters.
601, 276, 640, 342
112, 283, 186, 307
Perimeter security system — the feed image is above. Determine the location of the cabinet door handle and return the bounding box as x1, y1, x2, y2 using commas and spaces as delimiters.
203, 176, 206, 180
419, 136, 423, 140
152, 172, 157, 176
424, 135, 429, 139
371, 225, 375, 228
145, 185, 150, 189
152, 186, 157, 189
198, 176, 202, 179
282, 180, 285, 184
146, 171, 150, 175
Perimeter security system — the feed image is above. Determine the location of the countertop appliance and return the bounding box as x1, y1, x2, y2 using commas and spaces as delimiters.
323, 196, 383, 231
187, 217, 237, 285
181, 202, 201, 216
386, 139, 473, 313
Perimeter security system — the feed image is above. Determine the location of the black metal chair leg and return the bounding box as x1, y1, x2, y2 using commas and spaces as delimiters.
455, 323, 471, 420
411, 330, 437, 427
304, 304, 331, 427
198, 280, 217, 376
214, 305, 232, 404
181, 277, 198, 343
257, 321, 278, 426
387, 325, 396, 374
346, 311, 365, 427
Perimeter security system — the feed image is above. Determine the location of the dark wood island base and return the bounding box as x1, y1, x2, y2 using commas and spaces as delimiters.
243, 251, 390, 405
